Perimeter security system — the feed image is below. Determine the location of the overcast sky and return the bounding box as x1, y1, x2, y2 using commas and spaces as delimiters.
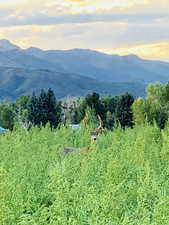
0, 0, 169, 61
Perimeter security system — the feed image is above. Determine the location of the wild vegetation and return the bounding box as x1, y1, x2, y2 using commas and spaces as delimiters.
1, 82, 169, 224
1, 121, 169, 224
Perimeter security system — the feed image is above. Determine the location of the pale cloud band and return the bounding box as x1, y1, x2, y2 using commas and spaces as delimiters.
99, 42, 169, 62
0, 0, 168, 27
0, 11, 168, 27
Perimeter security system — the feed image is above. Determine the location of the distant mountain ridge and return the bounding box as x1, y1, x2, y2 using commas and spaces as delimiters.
0, 39, 169, 100
0, 39, 20, 52
0, 67, 146, 100
23, 47, 169, 84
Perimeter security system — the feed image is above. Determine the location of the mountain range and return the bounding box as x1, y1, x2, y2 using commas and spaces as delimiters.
0, 39, 169, 100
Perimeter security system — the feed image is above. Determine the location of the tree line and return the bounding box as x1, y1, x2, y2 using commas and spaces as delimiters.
1, 82, 169, 131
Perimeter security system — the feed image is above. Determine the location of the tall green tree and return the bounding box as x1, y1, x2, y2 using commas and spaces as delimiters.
27, 92, 41, 126
132, 98, 147, 125
105, 111, 115, 130
132, 82, 169, 129
0, 102, 15, 130
38, 89, 48, 126
115, 92, 134, 128
101, 95, 119, 129
46, 88, 61, 128
76, 92, 106, 123
27, 89, 61, 128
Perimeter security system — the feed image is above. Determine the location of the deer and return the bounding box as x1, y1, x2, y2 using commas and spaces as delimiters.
90, 115, 104, 142
63, 114, 104, 155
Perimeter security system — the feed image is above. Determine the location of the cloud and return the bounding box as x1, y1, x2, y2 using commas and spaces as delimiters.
99, 42, 169, 61
0, 0, 151, 14
1, 21, 168, 50
0, 22, 128, 49
0, 0, 168, 27
0, 0, 168, 61
0, 10, 168, 27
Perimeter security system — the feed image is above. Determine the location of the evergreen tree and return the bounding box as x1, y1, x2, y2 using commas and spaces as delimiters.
108, 96, 119, 114
46, 88, 61, 128
27, 92, 40, 126
77, 92, 106, 122
38, 89, 48, 126
0, 102, 15, 130
105, 111, 115, 130
85, 92, 105, 118
101, 96, 118, 129
115, 92, 134, 128
27, 89, 61, 128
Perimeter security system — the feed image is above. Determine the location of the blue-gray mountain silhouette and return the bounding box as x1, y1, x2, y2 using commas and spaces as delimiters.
0, 39, 169, 100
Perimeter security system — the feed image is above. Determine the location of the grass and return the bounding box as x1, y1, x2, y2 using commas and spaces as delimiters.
0, 123, 169, 224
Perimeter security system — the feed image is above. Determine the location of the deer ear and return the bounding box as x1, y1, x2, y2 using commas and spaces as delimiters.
82, 110, 93, 132
82, 117, 90, 132
97, 114, 103, 128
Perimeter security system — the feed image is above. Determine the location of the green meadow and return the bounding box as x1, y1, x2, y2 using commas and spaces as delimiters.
1, 123, 169, 225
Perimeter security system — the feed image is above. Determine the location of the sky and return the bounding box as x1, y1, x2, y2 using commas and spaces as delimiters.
0, 0, 169, 61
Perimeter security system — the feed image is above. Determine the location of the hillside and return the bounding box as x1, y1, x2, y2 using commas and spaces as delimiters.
0, 39, 169, 99
0, 67, 145, 100
24, 48, 169, 84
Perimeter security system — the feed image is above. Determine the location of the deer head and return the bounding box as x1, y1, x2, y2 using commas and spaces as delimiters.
63, 114, 104, 155
90, 115, 104, 142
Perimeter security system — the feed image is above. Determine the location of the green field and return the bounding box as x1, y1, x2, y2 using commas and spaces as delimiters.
0, 123, 169, 225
